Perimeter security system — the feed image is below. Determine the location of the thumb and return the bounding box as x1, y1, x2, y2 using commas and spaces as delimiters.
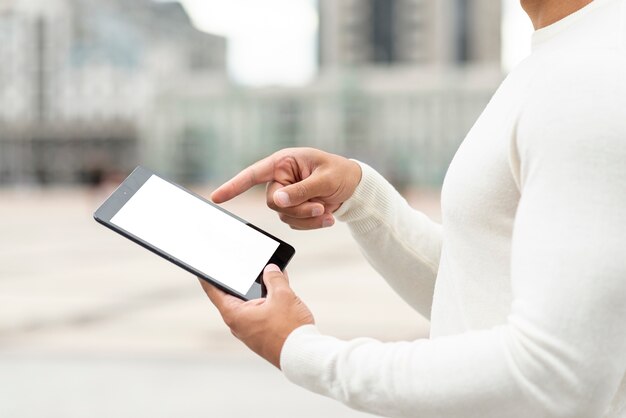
273, 173, 328, 208
263, 264, 290, 299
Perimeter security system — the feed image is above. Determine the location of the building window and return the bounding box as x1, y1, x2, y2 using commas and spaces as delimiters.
369, 0, 395, 64
454, 0, 470, 63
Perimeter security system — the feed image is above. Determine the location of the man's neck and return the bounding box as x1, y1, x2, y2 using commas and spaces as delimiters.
521, 0, 594, 29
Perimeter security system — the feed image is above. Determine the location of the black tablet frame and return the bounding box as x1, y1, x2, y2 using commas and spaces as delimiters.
93, 166, 295, 301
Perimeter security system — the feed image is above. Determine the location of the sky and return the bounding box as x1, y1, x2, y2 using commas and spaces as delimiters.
181, 0, 534, 86
181, 0, 318, 86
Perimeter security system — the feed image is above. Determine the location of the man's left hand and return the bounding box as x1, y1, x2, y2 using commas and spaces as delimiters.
199, 264, 315, 369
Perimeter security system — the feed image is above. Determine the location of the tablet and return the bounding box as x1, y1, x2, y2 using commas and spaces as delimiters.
94, 166, 295, 300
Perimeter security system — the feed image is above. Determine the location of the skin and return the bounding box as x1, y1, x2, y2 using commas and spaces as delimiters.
521, 0, 593, 29
201, 148, 361, 368
201, 1, 595, 370
211, 147, 362, 230
200, 264, 314, 368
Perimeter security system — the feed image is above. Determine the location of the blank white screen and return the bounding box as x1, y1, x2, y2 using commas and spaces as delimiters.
111, 175, 280, 295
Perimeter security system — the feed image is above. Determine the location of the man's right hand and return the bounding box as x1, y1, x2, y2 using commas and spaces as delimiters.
211, 148, 362, 230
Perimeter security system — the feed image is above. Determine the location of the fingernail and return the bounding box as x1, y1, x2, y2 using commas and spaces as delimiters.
322, 216, 334, 228
274, 190, 290, 207
312, 206, 324, 217
264, 264, 280, 273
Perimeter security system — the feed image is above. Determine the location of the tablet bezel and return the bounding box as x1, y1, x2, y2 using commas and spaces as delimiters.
94, 166, 295, 301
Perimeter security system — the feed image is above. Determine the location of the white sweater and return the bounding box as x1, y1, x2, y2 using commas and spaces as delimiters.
279, 1, 626, 417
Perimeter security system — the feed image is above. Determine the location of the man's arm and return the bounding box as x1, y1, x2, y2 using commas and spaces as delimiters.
282, 171, 626, 417
333, 162, 442, 318
278, 60, 626, 417
211, 148, 443, 318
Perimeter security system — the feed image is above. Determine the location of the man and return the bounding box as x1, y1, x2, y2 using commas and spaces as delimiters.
201, 0, 626, 416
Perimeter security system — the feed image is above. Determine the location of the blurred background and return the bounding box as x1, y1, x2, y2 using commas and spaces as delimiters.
0, 1, 532, 417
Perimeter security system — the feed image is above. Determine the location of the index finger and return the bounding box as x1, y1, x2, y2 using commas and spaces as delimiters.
211, 155, 276, 203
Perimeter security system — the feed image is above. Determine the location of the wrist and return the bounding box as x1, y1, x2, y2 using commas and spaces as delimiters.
263, 335, 288, 370
266, 323, 311, 370
347, 159, 363, 198
332, 159, 362, 214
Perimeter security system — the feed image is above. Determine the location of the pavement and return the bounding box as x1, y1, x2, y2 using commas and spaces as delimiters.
0, 185, 440, 418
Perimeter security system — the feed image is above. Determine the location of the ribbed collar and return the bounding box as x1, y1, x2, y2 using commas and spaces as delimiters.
531, 0, 613, 50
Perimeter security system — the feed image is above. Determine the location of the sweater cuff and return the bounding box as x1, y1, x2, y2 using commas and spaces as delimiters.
280, 325, 343, 389
333, 161, 399, 234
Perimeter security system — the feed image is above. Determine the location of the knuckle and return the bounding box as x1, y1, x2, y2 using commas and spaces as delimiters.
294, 205, 309, 218
273, 286, 293, 300
247, 168, 257, 186
222, 312, 237, 328
275, 155, 294, 171
294, 183, 308, 200
281, 204, 310, 219
227, 181, 238, 198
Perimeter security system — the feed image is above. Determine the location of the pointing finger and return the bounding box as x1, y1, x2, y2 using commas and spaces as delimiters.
211, 155, 276, 204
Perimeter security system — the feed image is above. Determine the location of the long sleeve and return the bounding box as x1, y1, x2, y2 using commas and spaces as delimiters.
333, 162, 443, 318
280, 50, 626, 417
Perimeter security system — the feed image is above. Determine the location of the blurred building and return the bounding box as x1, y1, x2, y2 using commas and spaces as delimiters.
147, 76, 498, 188
318, 0, 501, 68
0, 0, 503, 188
0, 0, 226, 184
146, 0, 503, 187
142, 1, 504, 188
